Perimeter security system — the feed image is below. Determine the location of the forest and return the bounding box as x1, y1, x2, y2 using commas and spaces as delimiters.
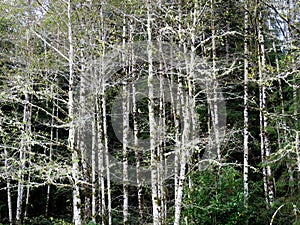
0, 0, 299, 224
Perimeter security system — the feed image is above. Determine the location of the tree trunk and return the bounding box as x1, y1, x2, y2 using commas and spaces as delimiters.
147, 2, 160, 224
296, 131, 300, 189
243, 0, 249, 216
257, 0, 274, 207
96, 87, 106, 224
122, 83, 129, 224
122, 15, 129, 224
102, 80, 112, 225
91, 96, 97, 223
174, 90, 190, 225
129, 20, 143, 221
67, 1, 82, 224
79, 50, 90, 222
16, 92, 30, 224
211, 0, 221, 160
4, 144, 13, 225
97, 4, 107, 224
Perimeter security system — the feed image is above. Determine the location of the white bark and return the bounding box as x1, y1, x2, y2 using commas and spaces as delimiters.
174, 33, 190, 225
173, 74, 180, 197
24, 94, 32, 218
91, 102, 96, 222
129, 20, 143, 221
147, 2, 160, 224
4, 144, 12, 225
122, 15, 129, 224
296, 131, 300, 189
158, 17, 167, 224
211, 0, 221, 160
122, 82, 129, 224
16, 24, 33, 223
174, 1, 198, 221
67, 1, 82, 224
243, 0, 249, 212
46, 85, 55, 218
157, 67, 166, 224
79, 51, 90, 222
174, 3, 183, 202
0, 117, 12, 225
174, 95, 190, 225
24, 174, 31, 218
16, 92, 29, 224
97, 4, 106, 224
133, 80, 143, 220
258, 1, 273, 207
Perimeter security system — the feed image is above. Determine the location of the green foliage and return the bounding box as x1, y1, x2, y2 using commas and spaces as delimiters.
87, 221, 101, 225
181, 166, 246, 225
23, 216, 72, 225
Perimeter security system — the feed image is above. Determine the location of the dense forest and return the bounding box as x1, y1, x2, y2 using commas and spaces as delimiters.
0, 0, 299, 224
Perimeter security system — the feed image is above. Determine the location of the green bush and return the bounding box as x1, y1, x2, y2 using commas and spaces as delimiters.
181, 166, 246, 225
23, 216, 72, 225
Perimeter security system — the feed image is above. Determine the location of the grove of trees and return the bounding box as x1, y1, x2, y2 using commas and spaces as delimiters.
0, 0, 299, 224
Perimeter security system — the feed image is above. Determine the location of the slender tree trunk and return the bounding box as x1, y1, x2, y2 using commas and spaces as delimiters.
243, 0, 249, 217
102, 79, 112, 225
122, 83, 129, 224
133, 82, 143, 221
16, 92, 30, 224
173, 76, 180, 197
4, 144, 13, 225
24, 94, 32, 218
129, 20, 143, 221
96, 88, 106, 224
257, 0, 274, 207
173, 4, 184, 222
174, 27, 190, 223
158, 62, 166, 224
174, 2, 183, 205
211, 0, 221, 160
67, 1, 82, 224
24, 175, 30, 218
210, 2, 221, 223
97, 4, 106, 224
147, 2, 160, 224
157, 15, 167, 224
174, 1, 199, 221
79, 52, 90, 222
173, 73, 183, 225
16, 93, 31, 223
91, 95, 97, 223
122, 15, 129, 224
174, 80, 190, 225
258, 41, 269, 206
188, 0, 198, 194
16, 23, 35, 225
98, 20, 112, 224
0, 117, 12, 224
296, 131, 300, 189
